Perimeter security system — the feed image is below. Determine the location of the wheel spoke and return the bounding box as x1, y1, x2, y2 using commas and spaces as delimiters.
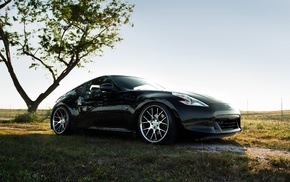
150, 131, 156, 140
146, 109, 153, 119
142, 115, 151, 123
157, 130, 163, 137
159, 117, 166, 123
158, 128, 166, 133
54, 123, 61, 131
145, 128, 151, 136
156, 110, 163, 119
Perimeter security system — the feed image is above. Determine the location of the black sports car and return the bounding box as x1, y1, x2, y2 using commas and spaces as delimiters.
50, 75, 241, 144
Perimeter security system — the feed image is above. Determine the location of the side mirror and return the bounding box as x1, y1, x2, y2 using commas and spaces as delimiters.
100, 83, 113, 92
90, 85, 100, 92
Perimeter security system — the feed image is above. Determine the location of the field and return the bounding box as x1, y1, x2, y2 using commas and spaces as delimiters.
0, 109, 289, 181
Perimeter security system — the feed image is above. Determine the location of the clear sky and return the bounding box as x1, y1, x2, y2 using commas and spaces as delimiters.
1, 0, 290, 111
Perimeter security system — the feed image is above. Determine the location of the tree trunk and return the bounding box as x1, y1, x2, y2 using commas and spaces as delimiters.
1, 23, 34, 112
27, 81, 61, 112
28, 102, 40, 113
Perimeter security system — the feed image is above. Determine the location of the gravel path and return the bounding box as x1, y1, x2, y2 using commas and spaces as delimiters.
178, 143, 290, 160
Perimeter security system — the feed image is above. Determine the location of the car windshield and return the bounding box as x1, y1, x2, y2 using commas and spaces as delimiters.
112, 76, 165, 91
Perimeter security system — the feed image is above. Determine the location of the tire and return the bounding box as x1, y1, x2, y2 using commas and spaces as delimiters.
138, 103, 177, 144
51, 106, 71, 135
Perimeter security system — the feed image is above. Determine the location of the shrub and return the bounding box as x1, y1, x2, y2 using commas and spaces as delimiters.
256, 123, 264, 130
14, 112, 40, 123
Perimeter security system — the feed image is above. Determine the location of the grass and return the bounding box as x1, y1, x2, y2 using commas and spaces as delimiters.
226, 110, 290, 151
0, 110, 289, 181
0, 109, 49, 123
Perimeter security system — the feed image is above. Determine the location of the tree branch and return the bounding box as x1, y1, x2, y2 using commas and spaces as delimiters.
0, 23, 11, 64
0, 0, 12, 10
0, 52, 6, 62
23, 50, 57, 81
57, 25, 71, 66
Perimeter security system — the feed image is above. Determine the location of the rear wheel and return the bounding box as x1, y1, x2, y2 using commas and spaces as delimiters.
51, 106, 71, 135
138, 103, 176, 144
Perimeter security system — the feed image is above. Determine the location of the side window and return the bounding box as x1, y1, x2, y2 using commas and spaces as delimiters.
65, 84, 84, 97
85, 76, 111, 94
75, 85, 84, 95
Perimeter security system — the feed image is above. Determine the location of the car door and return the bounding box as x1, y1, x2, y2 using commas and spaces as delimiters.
77, 76, 126, 130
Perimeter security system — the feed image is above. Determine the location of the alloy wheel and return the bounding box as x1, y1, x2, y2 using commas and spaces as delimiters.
139, 104, 170, 143
52, 107, 70, 135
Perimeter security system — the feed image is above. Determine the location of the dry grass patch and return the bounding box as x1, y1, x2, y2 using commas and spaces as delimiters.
226, 111, 290, 151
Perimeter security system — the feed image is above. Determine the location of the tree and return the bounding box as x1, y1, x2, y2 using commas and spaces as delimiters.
0, 0, 134, 112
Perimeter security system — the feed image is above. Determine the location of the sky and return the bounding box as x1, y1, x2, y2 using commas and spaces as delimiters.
0, 0, 290, 111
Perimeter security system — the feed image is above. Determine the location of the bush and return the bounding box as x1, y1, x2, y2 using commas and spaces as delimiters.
14, 112, 40, 123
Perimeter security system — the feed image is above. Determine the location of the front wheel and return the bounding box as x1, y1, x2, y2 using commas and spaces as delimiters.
138, 103, 177, 144
51, 106, 71, 135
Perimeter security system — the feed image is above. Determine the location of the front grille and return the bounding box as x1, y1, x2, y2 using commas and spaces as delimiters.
216, 118, 240, 130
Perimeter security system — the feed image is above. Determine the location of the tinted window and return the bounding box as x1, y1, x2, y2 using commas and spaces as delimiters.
75, 85, 84, 94
112, 76, 164, 91
85, 76, 111, 93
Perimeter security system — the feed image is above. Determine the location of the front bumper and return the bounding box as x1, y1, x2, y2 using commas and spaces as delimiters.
181, 110, 241, 139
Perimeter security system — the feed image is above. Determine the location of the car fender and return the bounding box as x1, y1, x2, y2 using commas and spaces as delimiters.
134, 93, 182, 124
50, 102, 79, 130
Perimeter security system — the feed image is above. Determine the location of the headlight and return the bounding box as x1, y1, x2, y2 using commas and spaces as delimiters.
172, 92, 209, 107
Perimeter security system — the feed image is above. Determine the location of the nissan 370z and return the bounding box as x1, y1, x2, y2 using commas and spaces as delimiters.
50, 75, 241, 144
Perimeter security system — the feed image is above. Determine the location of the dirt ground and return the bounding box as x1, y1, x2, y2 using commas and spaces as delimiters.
178, 143, 290, 162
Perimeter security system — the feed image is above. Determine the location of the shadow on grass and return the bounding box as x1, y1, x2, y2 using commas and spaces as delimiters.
0, 128, 289, 181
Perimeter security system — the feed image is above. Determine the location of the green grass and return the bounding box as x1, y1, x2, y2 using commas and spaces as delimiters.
0, 109, 50, 123
0, 110, 289, 181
